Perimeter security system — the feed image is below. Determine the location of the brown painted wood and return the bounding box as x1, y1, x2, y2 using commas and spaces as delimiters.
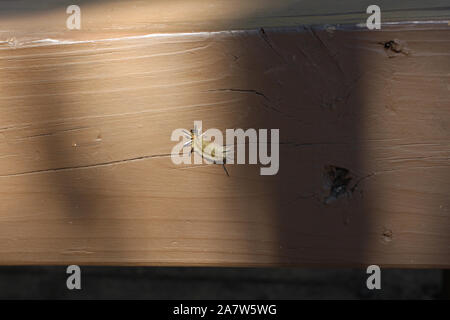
0, 2, 449, 266
1, 0, 449, 44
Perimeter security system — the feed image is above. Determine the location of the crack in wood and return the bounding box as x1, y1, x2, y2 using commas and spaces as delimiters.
0, 153, 173, 177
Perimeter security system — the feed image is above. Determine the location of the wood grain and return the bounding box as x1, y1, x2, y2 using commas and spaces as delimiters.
0, 2, 449, 266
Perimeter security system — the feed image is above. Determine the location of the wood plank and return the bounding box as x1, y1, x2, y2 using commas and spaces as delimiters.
0, 2, 449, 266
1, 0, 449, 44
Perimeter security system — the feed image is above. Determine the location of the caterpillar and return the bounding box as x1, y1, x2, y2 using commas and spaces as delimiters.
182, 126, 231, 176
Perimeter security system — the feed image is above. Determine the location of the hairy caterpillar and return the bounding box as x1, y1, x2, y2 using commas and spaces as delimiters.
182, 126, 231, 176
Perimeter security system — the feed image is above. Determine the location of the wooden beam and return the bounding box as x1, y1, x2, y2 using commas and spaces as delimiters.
0, 2, 449, 266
